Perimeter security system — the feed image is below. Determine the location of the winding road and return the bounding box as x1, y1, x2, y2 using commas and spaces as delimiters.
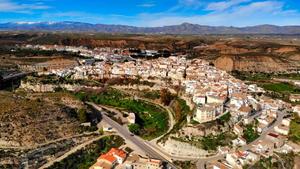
87, 102, 178, 169
87, 98, 287, 169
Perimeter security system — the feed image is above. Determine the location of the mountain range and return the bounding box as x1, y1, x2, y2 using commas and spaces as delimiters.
0, 21, 300, 34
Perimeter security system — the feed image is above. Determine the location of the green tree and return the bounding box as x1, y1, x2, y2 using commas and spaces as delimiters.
99, 127, 104, 135
128, 124, 140, 135
243, 124, 259, 143
77, 108, 87, 123
218, 112, 231, 124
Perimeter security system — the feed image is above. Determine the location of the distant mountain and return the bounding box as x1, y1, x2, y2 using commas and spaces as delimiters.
0, 21, 300, 34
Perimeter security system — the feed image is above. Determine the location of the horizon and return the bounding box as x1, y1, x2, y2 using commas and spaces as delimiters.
0, 0, 300, 27
1, 21, 300, 28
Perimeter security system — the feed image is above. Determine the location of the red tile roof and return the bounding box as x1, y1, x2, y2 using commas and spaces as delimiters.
98, 148, 127, 164
108, 148, 127, 159
99, 154, 117, 163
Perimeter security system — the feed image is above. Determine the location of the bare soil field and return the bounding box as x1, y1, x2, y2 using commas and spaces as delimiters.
0, 91, 84, 147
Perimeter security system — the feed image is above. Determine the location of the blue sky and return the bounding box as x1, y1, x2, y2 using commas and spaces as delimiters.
0, 0, 299, 26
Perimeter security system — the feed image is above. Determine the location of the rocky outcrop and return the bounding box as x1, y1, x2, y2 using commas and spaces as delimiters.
214, 55, 292, 72
194, 40, 300, 73
20, 81, 103, 93
20, 81, 56, 92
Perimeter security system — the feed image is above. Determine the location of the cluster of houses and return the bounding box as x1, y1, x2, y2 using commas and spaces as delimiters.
42, 55, 299, 169
208, 128, 300, 169
209, 132, 300, 169
22, 44, 124, 60
208, 98, 300, 168
39, 56, 289, 125
21, 45, 170, 61
18, 46, 300, 168
89, 148, 163, 169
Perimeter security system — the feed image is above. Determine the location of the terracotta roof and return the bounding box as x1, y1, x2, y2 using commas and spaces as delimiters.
97, 148, 126, 165
236, 151, 248, 158
99, 154, 116, 163
107, 148, 127, 159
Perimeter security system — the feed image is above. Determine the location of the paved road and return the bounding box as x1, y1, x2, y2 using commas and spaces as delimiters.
88, 102, 178, 169
242, 110, 285, 150
39, 134, 113, 169
89, 101, 287, 169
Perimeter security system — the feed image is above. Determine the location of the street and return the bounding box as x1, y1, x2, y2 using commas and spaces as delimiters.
88, 101, 287, 169
196, 110, 287, 169
87, 102, 178, 169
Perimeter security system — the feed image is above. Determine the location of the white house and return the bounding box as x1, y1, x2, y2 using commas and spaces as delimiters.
274, 125, 289, 136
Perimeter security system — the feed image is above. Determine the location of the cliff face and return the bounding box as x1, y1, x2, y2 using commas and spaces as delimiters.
57, 36, 300, 73
193, 40, 300, 73
214, 55, 291, 72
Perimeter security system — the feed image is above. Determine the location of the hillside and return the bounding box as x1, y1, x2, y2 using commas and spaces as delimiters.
0, 91, 84, 147
1, 32, 300, 73
193, 40, 300, 72
0, 22, 300, 34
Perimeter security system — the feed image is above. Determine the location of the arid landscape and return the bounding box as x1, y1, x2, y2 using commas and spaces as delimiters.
1, 0, 300, 168
1, 32, 300, 74
1, 32, 300, 169
0, 91, 84, 147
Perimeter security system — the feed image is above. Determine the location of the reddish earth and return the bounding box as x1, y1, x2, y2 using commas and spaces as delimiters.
193, 40, 300, 72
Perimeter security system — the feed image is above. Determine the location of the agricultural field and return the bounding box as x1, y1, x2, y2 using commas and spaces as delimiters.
289, 113, 300, 143
261, 83, 300, 94
232, 71, 300, 102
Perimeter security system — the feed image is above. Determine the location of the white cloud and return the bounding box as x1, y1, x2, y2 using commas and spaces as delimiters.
133, 0, 300, 27
2, 0, 298, 27
0, 0, 50, 13
206, 0, 251, 11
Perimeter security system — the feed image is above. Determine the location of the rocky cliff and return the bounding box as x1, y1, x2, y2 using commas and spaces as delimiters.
193, 40, 300, 73
40, 34, 300, 73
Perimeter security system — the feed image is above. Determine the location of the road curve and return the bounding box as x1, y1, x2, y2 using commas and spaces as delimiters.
87, 102, 178, 169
